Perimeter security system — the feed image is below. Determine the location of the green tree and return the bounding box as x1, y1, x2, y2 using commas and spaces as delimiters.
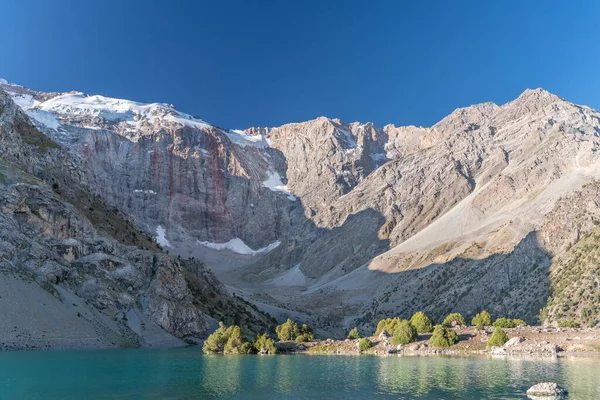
487, 327, 509, 347
276, 319, 298, 341
347, 327, 361, 340
375, 317, 402, 336
358, 338, 372, 351
203, 322, 230, 354
429, 325, 459, 347
295, 323, 314, 341
391, 320, 418, 345
410, 311, 434, 333
253, 333, 277, 354
442, 313, 466, 327
223, 326, 249, 354
472, 311, 492, 330
240, 342, 254, 354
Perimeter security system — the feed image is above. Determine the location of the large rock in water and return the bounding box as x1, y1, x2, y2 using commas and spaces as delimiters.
526, 382, 568, 399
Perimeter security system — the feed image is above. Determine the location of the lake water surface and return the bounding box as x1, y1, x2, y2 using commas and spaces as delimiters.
1, 347, 599, 399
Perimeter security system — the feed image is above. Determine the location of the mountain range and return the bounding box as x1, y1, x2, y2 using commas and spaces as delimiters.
1, 77, 599, 348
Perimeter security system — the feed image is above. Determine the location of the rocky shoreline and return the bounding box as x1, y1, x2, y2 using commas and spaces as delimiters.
277, 326, 600, 357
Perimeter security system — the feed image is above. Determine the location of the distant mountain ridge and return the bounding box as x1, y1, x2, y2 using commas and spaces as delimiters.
1, 78, 599, 337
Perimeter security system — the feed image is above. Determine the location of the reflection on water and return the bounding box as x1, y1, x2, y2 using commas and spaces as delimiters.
201, 355, 242, 397
0, 348, 599, 399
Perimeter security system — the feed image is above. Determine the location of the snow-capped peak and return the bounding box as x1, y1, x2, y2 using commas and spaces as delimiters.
38, 92, 176, 121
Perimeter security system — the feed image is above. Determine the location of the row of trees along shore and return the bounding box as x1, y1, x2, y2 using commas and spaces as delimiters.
203, 311, 531, 354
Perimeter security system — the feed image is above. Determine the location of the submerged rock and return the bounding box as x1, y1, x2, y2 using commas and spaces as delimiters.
526, 382, 568, 399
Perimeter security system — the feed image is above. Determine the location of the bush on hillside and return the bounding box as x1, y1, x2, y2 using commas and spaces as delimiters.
391, 320, 418, 345
442, 313, 466, 327
375, 317, 402, 336
276, 319, 298, 341
558, 320, 580, 328
487, 327, 509, 347
296, 323, 315, 341
471, 311, 492, 330
493, 318, 527, 328
295, 334, 310, 343
410, 312, 434, 333
347, 327, 361, 340
429, 325, 459, 347
358, 338, 372, 351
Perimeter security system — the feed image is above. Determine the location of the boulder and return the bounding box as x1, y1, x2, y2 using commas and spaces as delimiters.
504, 336, 525, 347
295, 344, 307, 352
378, 330, 390, 340
526, 382, 568, 399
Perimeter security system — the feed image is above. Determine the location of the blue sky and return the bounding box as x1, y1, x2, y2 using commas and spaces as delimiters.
1, 0, 599, 129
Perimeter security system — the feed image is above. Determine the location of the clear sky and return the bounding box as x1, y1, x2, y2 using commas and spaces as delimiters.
1, 0, 599, 129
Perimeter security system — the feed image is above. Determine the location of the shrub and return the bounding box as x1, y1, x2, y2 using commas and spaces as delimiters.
375, 317, 402, 336
253, 333, 277, 354
442, 313, 466, 327
295, 323, 315, 341
472, 311, 492, 330
410, 312, 434, 333
276, 319, 298, 341
429, 325, 459, 347
391, 320, 418, 345
493, 318, 527, 328
487, 327, 509, 347
558, 320, 581, 328
347, 327, 361, 340
296, 334, 309, 343
358, 338, 372, 351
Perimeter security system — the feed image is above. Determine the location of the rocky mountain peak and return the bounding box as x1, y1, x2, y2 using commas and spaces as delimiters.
3, 79, 600, 335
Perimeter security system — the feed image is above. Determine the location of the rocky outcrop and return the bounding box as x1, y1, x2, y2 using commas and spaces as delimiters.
526, 382, 568, 399
0, 88, 274, 350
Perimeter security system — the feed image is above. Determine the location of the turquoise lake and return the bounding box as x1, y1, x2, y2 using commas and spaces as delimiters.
1, 347, 599, 399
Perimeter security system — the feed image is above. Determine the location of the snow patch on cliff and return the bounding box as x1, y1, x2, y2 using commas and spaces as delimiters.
155, 226, 172, 248
335, 127, 358, 149
198, 238, 280, 255
225, 130, 269, 148
262, 171, 297, 200
9, 93, 38, 110
27, 110, 62, 131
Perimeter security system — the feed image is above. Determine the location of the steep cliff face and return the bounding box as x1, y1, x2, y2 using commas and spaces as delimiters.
0, 89, 273, 350
4, 78, 600, 335
3, 83, 300, 255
